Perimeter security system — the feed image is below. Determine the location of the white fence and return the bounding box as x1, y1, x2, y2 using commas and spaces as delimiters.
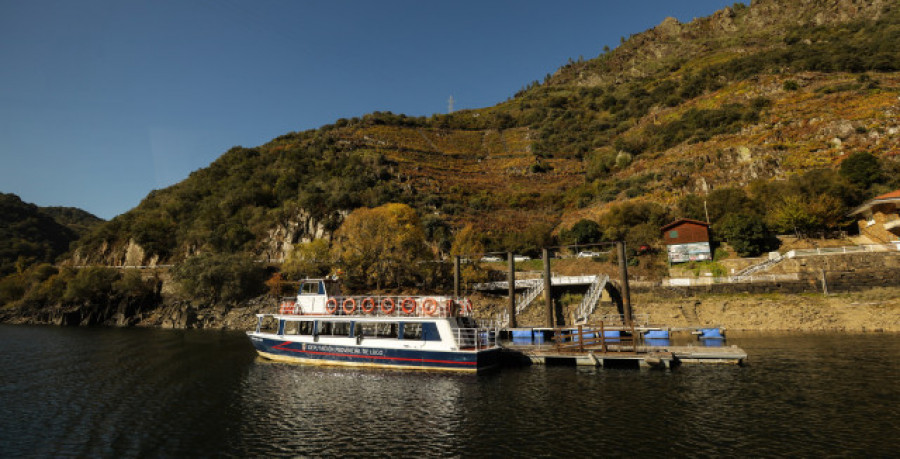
664, 273, 801, 287
783, 244, 899, 258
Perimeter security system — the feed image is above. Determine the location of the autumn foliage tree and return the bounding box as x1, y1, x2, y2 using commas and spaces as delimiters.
450, 224, 488, 285
283, 238, 331, 280
331, 203, 429, 290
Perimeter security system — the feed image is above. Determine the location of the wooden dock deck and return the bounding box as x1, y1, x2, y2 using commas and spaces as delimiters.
502, 344, 747, 368
502, 324, 748, 369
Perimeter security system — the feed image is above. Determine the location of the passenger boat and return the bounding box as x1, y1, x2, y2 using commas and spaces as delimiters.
247, 278, 502, 373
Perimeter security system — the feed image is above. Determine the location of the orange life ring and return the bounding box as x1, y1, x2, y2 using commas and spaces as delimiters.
380, 297, 396, 314
325, 298, 338, 314
342, 298, 357, 315
401, 297, 417, 315
423, 298, 439, 316
361, 297, 376, 314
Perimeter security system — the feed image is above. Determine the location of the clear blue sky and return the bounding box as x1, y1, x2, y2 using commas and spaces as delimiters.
0, 0, 735, 220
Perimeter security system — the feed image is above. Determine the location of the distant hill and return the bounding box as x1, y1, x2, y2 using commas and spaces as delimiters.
0, 193, 80, 275
71, 0, 900, 266
38, 206, 104, 238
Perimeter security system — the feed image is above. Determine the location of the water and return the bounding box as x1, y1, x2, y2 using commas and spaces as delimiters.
1, 325, 897, 457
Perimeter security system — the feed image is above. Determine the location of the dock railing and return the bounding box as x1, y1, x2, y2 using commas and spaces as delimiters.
553, 323, 638, 353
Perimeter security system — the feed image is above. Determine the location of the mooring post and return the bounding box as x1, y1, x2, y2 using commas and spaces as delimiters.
617, 241, 633, 326
543, 248, 553, 328
454, 255, 461, 299
821, 269, 829, 295
508, 252, 517, 329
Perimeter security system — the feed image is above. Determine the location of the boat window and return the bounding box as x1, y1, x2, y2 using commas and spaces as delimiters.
284, 321, 299, 335
259, 316, 278, 333
300, 282, 320, 295
357, 322, 377, 337
354, 322, 398, 338
379, 322, 398, 338
421, 322, 441, 341
298, 321, 314, 336
320, 321, 351, 336
402, 323, 422, 340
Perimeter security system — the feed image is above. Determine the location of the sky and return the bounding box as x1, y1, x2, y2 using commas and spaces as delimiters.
0, 0, 736, 220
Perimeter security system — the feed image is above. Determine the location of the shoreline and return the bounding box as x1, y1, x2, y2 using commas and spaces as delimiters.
2, 288, 899, 333
630, 288, 900, 333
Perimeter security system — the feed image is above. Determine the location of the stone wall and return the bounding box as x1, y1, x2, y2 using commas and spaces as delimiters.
768, 251, 900, 275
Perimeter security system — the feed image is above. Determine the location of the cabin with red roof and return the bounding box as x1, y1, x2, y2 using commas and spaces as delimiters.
849, 190, 900, 244
660, 218, 712, 263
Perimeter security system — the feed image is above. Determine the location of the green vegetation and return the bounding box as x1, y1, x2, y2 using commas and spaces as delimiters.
170, 253, 267, 304
6, 1, 900, 320
38, 206, 104, 237
0, 193, 78, 276
1, 264, 158, 312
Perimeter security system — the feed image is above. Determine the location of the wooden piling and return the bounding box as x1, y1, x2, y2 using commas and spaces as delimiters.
543, 248, 553, 328
508, 252, 516, 328
617, 241, 633, 326
454, 256, 461, 298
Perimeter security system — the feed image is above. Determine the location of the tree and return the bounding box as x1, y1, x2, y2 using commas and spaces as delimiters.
450, 224, 484, 260
675, 194, 708, 222
768, 194, 845, 238
706, 188, 756, 224
331, 203, 429, 290
716, 213, 777, 257
560, 219, 601, 246
171, 253, 267, 304
450, 224, 488, 285
283, 239, 331, 280
840, 152, 882, 190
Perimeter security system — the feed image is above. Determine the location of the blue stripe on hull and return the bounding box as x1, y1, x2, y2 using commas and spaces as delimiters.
250, 336, 500, 372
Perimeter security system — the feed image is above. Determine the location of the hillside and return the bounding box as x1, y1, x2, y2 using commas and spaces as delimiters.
39, 206, 104, 238
0, 193, 81, 275
70, 0, 900, 268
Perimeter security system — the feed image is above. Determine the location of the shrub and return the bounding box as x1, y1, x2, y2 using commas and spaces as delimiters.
716, 213, 778, 257
171, 253, 267, 304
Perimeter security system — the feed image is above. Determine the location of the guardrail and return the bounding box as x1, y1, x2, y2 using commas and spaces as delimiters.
664, 273, 801, 287
784, 244, 899, 258
277, 296, 474, 318
454, 328, 498, 350
554, 323, 637, 353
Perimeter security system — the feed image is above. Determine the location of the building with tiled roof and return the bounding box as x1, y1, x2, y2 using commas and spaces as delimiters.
849, 190, 900, 243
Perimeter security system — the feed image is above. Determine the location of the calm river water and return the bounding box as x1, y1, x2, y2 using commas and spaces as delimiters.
1, 325, 897, 457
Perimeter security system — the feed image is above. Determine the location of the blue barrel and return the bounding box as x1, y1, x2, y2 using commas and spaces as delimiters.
644, 330, 669, 339
699, 328, 724, 339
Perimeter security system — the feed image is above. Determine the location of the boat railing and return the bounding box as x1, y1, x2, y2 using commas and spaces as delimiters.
453, 327, 498, 351
278, 295, 475, 318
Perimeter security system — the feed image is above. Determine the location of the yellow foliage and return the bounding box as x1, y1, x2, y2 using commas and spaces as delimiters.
332, 203, 428, 289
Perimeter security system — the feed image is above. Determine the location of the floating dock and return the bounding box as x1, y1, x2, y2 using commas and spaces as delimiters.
501, 325, 748, 369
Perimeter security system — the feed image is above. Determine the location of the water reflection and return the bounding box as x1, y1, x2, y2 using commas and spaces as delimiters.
1, 326, 897, 457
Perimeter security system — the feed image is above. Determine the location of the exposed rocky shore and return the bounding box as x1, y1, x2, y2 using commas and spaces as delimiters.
3, 288, 898, 333
631, 288, 900, 333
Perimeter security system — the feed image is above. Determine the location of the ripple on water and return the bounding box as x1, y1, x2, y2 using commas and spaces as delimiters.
1, 327, 897, 457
